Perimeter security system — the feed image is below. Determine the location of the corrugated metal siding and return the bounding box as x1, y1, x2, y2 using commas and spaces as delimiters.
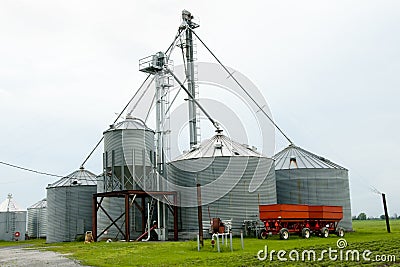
27, 206, 47, 238
46, 185, 96, 243
104, 129, 154, 168
0, 211, 27, 241
275, 168, 352, 230
167, 156, 277, 238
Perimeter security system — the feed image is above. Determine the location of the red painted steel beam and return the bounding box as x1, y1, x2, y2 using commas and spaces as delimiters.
125, 194, 130, 241
92, 196, 98, 242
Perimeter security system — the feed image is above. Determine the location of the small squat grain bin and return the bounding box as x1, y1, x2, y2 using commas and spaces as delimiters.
97, 115, 155, 240
46, 167, 97, 243
0, 194, 27, 241
27, 198, 47, 238
274, 144, 352, 230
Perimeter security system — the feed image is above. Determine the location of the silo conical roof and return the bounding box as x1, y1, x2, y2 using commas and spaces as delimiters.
47, 167, 97, 188
274, 144, 346, 170
0, 194, 24, 212
28, 198, 47, 209
104, 115, 154, 133
172, 131, 263, 161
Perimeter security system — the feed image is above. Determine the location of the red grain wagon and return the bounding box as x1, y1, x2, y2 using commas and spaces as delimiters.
258, 204, 345, 240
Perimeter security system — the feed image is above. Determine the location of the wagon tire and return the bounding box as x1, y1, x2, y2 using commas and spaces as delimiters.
336, 227, 345, 237
320, 227, 329, 238
279, 228, 290, 240
301, 228, 311, 239
259, 230, 268, 240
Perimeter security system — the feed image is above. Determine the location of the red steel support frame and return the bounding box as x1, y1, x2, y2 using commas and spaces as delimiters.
92, 196, 97, 241
141, 197, 146, 233
92, 190, 178, 242
125, 194, 130, 241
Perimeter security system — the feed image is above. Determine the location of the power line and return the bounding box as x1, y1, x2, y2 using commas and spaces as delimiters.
190, 29, 293, 145
80, 74, 151, 168
0, 160, 64, 178
80, 30, 184, 168
166, 69, 220, 130
127, 75, 155, 116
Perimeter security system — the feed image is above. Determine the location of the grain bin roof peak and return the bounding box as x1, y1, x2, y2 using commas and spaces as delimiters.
28, 198, 47, 209
104, 116, 154, 133
172, 133, 264, 161
274, 144, 347, 170
0, 194, 24, 212
47, 168, 97, 188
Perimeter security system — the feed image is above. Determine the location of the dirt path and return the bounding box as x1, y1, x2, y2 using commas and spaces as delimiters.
0, 246, 89, 267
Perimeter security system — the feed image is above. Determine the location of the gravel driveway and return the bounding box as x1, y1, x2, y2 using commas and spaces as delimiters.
0, 246, 89, 267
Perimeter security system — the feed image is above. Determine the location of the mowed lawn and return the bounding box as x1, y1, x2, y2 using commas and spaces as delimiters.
1, 220, 399, 266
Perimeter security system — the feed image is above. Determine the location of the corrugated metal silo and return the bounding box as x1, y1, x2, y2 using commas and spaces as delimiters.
0, 194, 27, 241
46, 168, 97, 243
168, 132, 277, 238
27, 198, 47, 238
274, 144, 352, 230
97, 115, 155, 240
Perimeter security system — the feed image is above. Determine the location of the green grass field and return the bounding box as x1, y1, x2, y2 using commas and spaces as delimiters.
1, 220, 399, 266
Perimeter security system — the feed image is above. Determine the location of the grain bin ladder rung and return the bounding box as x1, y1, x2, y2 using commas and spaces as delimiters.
11, 213, 16, 237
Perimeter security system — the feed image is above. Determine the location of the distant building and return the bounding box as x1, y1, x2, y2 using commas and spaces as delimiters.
0, 194, 27, 241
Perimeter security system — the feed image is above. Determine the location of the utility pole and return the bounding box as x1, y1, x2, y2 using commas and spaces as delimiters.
382, 193, 391, 233
197, 183, 204, 246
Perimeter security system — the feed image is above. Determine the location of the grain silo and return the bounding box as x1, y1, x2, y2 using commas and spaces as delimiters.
0, 194, 27, 241
97, 115, 155, 240
168, 131, 277, 238
27, 198, 47, 238
274, 144, 352, 231
46, 167, 97, 243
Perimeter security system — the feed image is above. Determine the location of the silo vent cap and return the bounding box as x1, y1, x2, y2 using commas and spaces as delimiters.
192, 144, 200, 149
215, 143, 223, 149
71, 179, 81, 186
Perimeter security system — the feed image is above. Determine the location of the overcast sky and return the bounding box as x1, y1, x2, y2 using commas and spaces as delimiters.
0, 0, 399, 218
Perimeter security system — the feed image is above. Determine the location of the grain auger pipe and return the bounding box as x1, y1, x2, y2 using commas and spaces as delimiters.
165, 68, 221, 131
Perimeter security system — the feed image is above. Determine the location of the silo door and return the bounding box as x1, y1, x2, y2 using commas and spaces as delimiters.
77, 219, 84, 235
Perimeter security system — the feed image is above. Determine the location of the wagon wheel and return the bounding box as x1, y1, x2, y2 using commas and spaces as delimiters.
279, 228, 290, 240
336, 227, 345, 237
259, 230, 268, 239
320, 227, 329, 238
301, 228, 311, 239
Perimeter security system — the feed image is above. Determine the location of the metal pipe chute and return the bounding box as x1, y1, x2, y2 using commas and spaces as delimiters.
165, 68, 220, 131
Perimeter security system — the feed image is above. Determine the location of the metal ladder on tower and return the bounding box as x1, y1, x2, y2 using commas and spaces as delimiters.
163, 77, 172, 161
177, 30, 201, 146
193, 36, 201, 143
11, 212, 16, 239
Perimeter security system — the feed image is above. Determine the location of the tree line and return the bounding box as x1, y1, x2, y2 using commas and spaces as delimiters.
352, 212, 399, 220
